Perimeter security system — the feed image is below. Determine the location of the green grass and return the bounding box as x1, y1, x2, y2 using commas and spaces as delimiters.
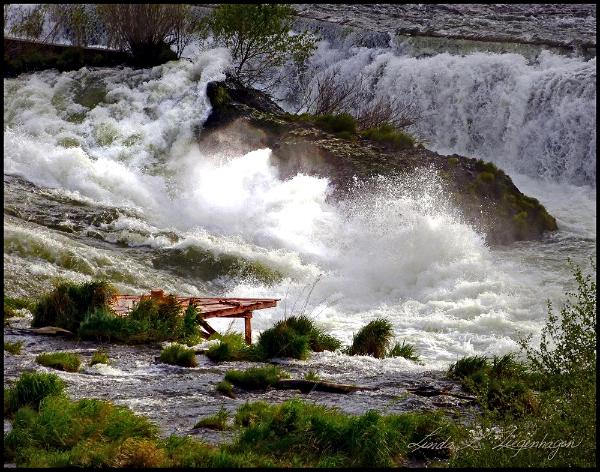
4, 341, 24, 355
4, 372, 66, 416
32, 280, 117, 333
347, 318, 394, 358
304, 369, 320, 381
78, 298, 202, 345
256, 315, 342, 360
159, 343, 198, 367
361, 123, 416, 149
388, 341, 421, 362
194, 407, 230, 430
206, 332, 253, 362
216, 380, 234, 397
89, 350, 109, 366
4, 295, 34, 323
314, 113, 357, 135
36, 352, 82, 372
224, 366, 289, 391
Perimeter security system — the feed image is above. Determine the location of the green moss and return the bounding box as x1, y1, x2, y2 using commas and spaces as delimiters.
347, 318, 394, 358
4, 341, 24, 355
212, 85, 231, 107
65, 111, 87, 123
89, 350, 109, 366
159, 343, 198, 367
478, 171, 496, 183
57, 137, 80, 148
361, 124, 416, 149
36, 352, 82, 372
448, 157, 459, 166
74, 82, 107, 109
224, 366, 289, 391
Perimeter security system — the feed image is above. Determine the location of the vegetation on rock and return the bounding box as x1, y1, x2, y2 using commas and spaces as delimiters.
224, 366, 289, 391
36, 352, 82, 372
347, 318, 394, 358
159, 343, 198, 368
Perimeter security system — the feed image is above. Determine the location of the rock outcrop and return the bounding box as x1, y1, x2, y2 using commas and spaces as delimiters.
201, 77, 558, 245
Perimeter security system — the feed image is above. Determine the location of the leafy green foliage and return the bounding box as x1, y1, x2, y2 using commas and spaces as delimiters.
361, 123, 416, 149
224, 366, 289, 391
32, 280, 117, 333
348, 318, 394, 358
205, 4, 316, 87
36, 352, 82, 372
159, 343, 198, 367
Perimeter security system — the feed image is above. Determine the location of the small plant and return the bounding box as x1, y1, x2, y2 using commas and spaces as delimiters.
90, 350, 110, 366
4, 341, 24, 355
206, 333, 252, 362
224, 366, 289, 391
159, 343, 198, 368
36, 352, 82, 372
314, 113, 357, 135
216, 380, 234, 398
194, 407, 230, 430
361, 123, 416, 149
115, 437, 166, 468
4, 371, 65, 415
448, 355, 489, 381
347, 318, 394, 358
388, 341, 420, 362
304, 370, 320, 382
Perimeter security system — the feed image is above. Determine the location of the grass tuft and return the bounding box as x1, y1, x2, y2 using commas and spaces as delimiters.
5, 371, 65, 415
348, 318, 394, 358
89, 350, 110, 366
36, 351, 81, 372
4, 340, 24, 355
194, 407, 230, 430
224, 366, 289, 391
159, 343, 198, 367
216, 380, 235, 397
361, 123, 416, 149
388, 340, 421, 362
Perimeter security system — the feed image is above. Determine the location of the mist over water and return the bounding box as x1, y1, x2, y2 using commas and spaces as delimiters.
3, 34, 596, 368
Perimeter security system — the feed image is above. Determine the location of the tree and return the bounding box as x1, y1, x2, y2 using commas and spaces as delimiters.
96, 4, 193, 66
204, 4, 316, 89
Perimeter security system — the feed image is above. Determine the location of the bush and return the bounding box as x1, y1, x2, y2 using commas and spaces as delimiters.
32, 280, 117, 333
194, 407, 230, 430
348, 318, 394, 358
115, 437, 166, 468
388, 341, 420, 362
5, 371, 65, 415
159, 343, 198, 368
224, 366, 289, 391
4, 341, 24, 355
314, 113, 357, 135
36, 352, 82, 372
90, 350, 109, 366
361, 123, 416, 149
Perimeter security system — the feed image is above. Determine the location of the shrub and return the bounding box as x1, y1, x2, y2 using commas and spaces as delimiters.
36, 352, 82, 372
348, 318, 394, 358
388, 341, 420, 362
5, 371, 65, 415
159, 343, 198, 367
314, 113, 357, 135
205, 4, 316, 88
224, 366, 289, 391
194, 407, 230, 430
4, 341, 24, 355
32, 280, 117, 333
361, 123, 416, 149
90, 350, 109, 366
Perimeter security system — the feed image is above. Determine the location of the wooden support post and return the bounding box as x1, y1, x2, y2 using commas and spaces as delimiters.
244, 312, 253, 345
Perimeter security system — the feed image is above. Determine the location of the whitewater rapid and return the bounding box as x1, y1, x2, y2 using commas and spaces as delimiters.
3, 41, 596, 369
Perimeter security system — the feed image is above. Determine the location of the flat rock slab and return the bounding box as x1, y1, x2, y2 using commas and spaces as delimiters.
28, 326, 73, 336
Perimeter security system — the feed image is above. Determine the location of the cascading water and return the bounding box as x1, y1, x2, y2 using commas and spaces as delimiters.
3, 22, 596, 374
